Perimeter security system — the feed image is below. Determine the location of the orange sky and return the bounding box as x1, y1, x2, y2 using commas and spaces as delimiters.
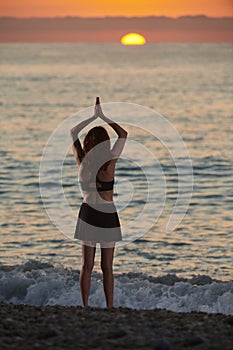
0, 0, 233, 18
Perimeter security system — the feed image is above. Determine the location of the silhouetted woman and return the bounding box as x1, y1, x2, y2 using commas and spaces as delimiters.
70, 97, 127, 308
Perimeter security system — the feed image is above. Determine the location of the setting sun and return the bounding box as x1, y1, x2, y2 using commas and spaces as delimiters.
121, 33, 146, 45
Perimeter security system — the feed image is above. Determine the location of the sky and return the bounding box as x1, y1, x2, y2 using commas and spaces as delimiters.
1, 0, 233, 18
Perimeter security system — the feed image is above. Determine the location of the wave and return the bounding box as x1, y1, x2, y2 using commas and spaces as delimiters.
0, 259, 232, 315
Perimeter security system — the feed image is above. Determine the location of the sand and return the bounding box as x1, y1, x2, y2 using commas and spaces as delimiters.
0, 302, 233, 349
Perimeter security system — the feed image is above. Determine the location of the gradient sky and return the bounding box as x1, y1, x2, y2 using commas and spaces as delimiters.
1, 0, 233, 18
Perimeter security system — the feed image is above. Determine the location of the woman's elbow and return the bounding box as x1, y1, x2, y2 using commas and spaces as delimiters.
121, 130, 128, 138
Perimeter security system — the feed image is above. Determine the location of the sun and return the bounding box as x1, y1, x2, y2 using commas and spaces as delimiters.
121, 33, 146, 45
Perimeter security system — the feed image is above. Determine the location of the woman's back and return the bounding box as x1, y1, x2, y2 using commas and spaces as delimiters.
78, 157, 117, 204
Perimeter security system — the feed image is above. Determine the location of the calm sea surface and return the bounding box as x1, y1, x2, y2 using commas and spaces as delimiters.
0, 43, 232, 284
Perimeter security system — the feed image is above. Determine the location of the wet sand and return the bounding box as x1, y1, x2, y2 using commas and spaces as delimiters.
0, 302, 233, 349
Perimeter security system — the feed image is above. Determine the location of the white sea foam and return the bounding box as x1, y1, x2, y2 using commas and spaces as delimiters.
0, 260, 232, 315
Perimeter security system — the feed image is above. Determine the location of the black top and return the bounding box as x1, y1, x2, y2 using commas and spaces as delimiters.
79, 176, 114, 192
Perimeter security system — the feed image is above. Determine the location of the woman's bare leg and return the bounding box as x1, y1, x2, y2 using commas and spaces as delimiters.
100, 242, 115, 308
80, 241, 96, 307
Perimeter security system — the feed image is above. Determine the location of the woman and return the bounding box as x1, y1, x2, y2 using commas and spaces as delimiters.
70, 97, 128, 308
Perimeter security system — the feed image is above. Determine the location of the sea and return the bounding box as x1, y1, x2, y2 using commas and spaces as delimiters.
0, 43, 232, 314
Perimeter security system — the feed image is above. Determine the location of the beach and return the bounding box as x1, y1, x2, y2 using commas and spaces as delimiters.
1, 302, 233, 350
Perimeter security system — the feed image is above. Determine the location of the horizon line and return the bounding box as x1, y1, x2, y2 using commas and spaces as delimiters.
1, 14, 232, 20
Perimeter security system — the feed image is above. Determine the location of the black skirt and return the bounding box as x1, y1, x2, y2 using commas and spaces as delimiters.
74, 202, 122, 242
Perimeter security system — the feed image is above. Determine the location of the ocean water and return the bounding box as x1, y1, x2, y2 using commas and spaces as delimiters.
0, 43, 232, 313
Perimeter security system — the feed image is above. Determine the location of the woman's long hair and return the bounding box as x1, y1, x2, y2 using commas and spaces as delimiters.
83, 126, 111, 171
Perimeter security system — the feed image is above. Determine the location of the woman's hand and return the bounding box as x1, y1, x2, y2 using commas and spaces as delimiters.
94, 96, 105, 119
94, 97, 128, 140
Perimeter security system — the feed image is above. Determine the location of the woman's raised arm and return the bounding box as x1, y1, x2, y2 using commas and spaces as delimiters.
70, 109, 98, 165
70, 114, 97, 141
95, 97, 128, 158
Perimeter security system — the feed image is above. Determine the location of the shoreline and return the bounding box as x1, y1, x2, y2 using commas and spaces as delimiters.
1, 302, 233, 349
